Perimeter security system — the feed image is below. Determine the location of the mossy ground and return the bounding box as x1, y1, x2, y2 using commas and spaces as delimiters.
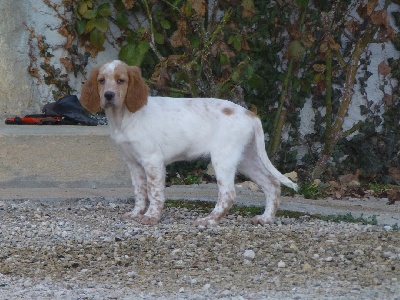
165, 199, 380, 226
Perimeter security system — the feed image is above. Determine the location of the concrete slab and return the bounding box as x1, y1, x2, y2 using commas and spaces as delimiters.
0, 123, 130, 188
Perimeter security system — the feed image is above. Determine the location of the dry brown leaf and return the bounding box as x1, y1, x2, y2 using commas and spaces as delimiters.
339, 169, 361, 184
344, 19, 359, 33
170, 30, 183, 48
329, 36, 340, 51
378, 61, 391, 76
84, 44, 99, 57
60, 57, 73, 72
242, 0, 255, 18
28, 67, 40, 79
366, 0, 378, 16
219, 42, 235, 58
319, 41, 329, 53
388, 167, 400, 181
122, 0, 135, 10
188, 0, 206, 17
58, 26, 69, 37
300, 33, 314, 48
357, 0, 377, 18
383, 93, 393, 107
313, 64, 326, 73
170, 19, 188, 48
241, 39, 250, 51
64, 34, 74, 49
370, 10, 389, 27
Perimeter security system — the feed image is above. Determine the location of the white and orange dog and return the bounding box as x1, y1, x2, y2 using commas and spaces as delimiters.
80, 60, 298, 226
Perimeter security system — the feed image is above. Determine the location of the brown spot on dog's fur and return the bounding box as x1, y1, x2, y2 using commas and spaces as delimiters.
222, 107, 234, 115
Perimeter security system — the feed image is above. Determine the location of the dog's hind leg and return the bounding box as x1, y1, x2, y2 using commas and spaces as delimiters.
237, 140, 281, 225
193, 149, 242, 227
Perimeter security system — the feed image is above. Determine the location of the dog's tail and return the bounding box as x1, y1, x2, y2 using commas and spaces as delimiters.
254, 119, 299, 191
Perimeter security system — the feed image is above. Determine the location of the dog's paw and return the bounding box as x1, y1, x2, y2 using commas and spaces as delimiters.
135, 214, 161, 225
251, 215, 274, 226
193, 217, 218, 227
121, 211, 145, 221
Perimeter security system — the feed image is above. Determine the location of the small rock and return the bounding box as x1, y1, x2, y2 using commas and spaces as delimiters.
354, 249, 365, 256
303, 263, 312, 271
221, 289, 232, 296
382, 252, 397, 260
243, 249, 256, 260
126, 271, 137, 278
278, 261, 286, 268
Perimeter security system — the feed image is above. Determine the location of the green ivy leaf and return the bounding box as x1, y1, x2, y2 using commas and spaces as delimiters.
137, 40, 150, 55
85, 18, 96, 33
231, 69, 240, 82
97, 3, 112, 17
137, 27, 146, 35
125, 30, 138, 44
90, 29, 105, 50
295, 0, 309, 9
95, 18, 109, 33
116, 11, 129, 29
119, 43, 136, 65
228, 35, 242, 51
76, 19, 86, 35
77, 2, 88, 16
160, 20, 171, 29
248, 74, 264, 89
119, 41, 150, 66
190, 36, 200, 49
114, 0, 125, 11
83, 9, 97, 20
244, 64, 254, 79
154, 32, 165, 44
220, 53, 229, 64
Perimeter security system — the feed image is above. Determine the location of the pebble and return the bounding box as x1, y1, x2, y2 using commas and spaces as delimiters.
277, 261, 286, 268
243, 249, 256, 260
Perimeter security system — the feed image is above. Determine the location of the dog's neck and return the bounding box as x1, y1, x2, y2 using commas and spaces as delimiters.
105, 105, 131, 131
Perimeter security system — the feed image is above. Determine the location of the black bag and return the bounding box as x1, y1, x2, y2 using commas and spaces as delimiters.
42, 95, 98, 126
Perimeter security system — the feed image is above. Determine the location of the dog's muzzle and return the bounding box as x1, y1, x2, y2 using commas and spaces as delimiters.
104, 91, 115, 107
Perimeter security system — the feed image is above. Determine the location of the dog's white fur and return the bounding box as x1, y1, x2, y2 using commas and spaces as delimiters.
81, 60, 298, 226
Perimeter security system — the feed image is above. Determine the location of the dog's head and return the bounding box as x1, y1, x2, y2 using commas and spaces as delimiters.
80, 60, 149, 113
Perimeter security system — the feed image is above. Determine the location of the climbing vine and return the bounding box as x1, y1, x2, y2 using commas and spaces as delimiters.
27, 0, 400, 183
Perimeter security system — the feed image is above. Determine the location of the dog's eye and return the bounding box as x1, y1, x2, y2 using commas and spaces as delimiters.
117, 78, 125, 84
98, 78, 105, 84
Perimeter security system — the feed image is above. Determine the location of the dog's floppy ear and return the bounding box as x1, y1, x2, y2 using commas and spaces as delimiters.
125, 66, 149, 113
80, 66, 101, 113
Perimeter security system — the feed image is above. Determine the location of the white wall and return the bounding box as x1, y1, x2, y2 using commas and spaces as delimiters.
0, 0, 118, 115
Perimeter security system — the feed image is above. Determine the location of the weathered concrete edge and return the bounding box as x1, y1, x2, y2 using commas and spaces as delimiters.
1, 185, 399, 227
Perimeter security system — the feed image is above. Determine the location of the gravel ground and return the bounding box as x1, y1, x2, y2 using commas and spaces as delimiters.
0, 197, 399, 300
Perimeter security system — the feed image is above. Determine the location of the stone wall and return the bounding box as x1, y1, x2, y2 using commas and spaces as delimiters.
0, 1, 33, 115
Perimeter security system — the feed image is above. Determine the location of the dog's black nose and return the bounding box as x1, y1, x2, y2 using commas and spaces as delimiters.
104, 91, 115, 101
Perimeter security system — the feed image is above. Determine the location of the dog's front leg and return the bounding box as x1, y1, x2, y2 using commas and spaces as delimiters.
135, 164, 166, 225
121, 161, 148, 221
